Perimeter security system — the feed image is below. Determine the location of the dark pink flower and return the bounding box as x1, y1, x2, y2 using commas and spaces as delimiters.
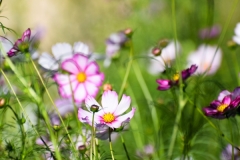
156, 64, 197, 91
202, 87, 240, 119
7, 28, 31, 57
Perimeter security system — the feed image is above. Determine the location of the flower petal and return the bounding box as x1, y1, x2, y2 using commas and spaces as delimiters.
108, 107, 136, 128
218, 90, 231, 101
232, 87, 240, 99
156, 79, 172, 90
52, 43, 73, 61
222, 95, 231, 105
73, 54, 88, 71
74, 83, 87, 102
101, 90, 118, 113
85, 61, 100, 75
59, 80, 78, 98
53, 74, 76, 86
61, 59, 80, 74
73, 42, 90, 56
85, 95, 101, 111
78, 108, 93, 125
85, 81, 99, 98
87, 74, 104, 86
38, 52, 59, 70
114, 94, 131, 116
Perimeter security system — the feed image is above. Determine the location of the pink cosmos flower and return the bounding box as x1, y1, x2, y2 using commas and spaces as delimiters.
78, 90, 136, 129
53, 54, 104, 102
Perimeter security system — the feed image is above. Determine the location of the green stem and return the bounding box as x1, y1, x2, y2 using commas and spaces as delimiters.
167, 97, 186, 159
109, 128, 115, 160
90, 112, 95, 160
7, 105, 26, 160
120, 134, 130, 160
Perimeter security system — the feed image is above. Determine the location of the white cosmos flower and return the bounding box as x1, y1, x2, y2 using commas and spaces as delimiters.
78, 90, 136, 129
187, 45, 222, 75
148, 41, 181, 75
38, 42, 91, 71
233, 22, 240, 45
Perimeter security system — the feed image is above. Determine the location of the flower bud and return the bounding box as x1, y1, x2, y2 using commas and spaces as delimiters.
90, 105, 99, 113
0, 98, 6, 108
53, 125, 61, 131
103, 83, 113, 91
152, 47, 161, 56
78, 144, 87, 154
124, 28, 133, 38
158, 39, 169, 48
20, 117, 26, 124
227, 40, 238, 49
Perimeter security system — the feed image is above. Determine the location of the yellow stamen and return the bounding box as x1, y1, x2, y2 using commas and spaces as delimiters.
103, 113, 115, 123
77, 72, 87, 83
217, 104, 228, 112
172, 73, 180, 81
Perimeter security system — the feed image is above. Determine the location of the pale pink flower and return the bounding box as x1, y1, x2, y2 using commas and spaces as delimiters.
78, 90, 136, 129
187, 45, 222, 75
53, 54, 104, 102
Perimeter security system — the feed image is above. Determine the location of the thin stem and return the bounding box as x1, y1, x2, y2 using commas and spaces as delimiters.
109, 128, 115, 160
7, 105, 26, 160
167, 97, 186, 159
120, 134, 130, 160
29, 58, 76, 153
90, 112, 95, 160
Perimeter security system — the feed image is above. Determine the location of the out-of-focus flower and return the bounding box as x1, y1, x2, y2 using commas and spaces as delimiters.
187, 45, 222, 75
221, 144, 240, 160
53, 54, 104, 103
202, 87, 240, 119
104, 30, 129, 67
38, 42, 92, 71
199, 25, 221, 40
78, 90, 136, 129
233, 22, 240, 45
7, 28, 31, 57
136, 144, 154, 159
156, 64, 197, 90
103, 83, 113, 91
148, 41, 181, 75
50, 98, 81, 125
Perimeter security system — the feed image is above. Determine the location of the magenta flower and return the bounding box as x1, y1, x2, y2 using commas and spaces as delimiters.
202, 87, 240, 119
53, 54, 104, 103
78, 90, 136, 129
156, 64, 198, 90
7, 28, 31, 57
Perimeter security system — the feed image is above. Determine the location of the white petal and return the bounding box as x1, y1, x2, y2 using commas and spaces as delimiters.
85, 62, 99, 75
53, 74, 76, 85
233, 36, 240, 45
38, 52, 59, 70
52, 43, 73, 61
107, 108, 136, 128
101, 90, 118, 113
78, 108, 93, 125
114, 94, 131, 116
85, 95, 101, 111
73, 42, 90, 56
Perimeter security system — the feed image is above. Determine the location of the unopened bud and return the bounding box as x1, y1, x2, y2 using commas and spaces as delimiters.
152, 47, 161, 56
103, 83, 112, 91
90, 105, 99, 113
78, 144, 87, 154
53, 125, 61, 131
0, 98, 5, 108
20, 117, 26, 124
158, 39, 169, 48
227, 40, 238, 49
124, 28, 133, 38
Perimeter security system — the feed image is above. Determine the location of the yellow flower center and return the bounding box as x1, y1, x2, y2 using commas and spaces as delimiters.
217, 104, 228, 112
77, 72, 87, 83
103, 113, 115, 123
172, 73, 180, 81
